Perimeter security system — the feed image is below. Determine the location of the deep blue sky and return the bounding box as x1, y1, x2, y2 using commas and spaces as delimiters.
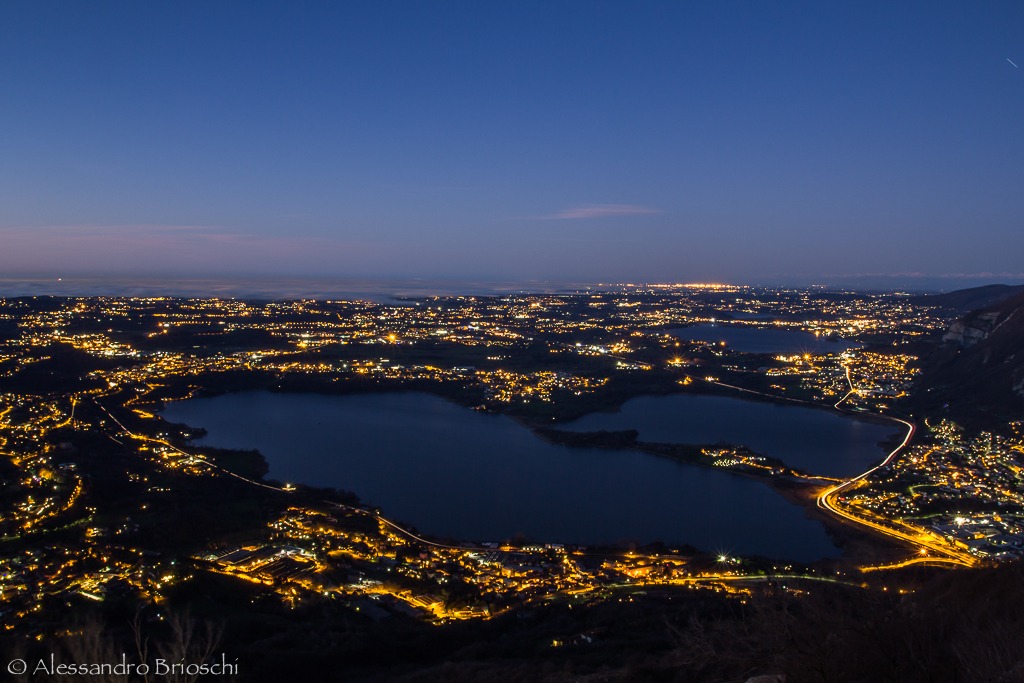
2, 1, 1023, 286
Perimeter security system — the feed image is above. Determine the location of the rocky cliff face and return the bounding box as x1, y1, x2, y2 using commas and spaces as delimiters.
941, 310, 1005, 348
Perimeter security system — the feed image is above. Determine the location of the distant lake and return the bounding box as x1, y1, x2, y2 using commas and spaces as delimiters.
670, 323, 857, 355
162, 391, 840, 561
563, 394, 897, 478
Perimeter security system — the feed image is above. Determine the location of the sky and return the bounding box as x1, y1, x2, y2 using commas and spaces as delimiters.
2, 1, 1024, 288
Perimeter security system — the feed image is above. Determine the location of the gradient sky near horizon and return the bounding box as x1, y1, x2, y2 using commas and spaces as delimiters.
2, 1, 1024, 286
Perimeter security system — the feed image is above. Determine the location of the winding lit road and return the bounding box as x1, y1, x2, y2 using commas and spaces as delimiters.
815, 365, 977, 567
660, 352, 978, 568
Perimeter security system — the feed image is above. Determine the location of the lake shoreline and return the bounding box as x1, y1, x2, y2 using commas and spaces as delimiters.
160, 389, 845, 561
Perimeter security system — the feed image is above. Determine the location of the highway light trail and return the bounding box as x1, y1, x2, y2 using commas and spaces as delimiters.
93, 396, 291, 493
817, 380, 978, 567
657, 351, 979, 569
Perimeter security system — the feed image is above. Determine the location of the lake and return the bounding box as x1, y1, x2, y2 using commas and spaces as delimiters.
670, 323, 857, 354
162, 391, 840, 561
563, 394, 897, 478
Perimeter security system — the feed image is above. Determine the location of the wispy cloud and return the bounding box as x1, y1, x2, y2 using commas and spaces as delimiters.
535, 204, 662, 220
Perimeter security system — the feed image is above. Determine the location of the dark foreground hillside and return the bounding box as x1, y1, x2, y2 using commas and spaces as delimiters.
347, 563, 1024, 683
6, 563, 1023, 682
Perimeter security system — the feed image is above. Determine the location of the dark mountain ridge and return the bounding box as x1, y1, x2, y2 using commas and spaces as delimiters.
909, 291, 1024, 426
909, 283, 1024, 314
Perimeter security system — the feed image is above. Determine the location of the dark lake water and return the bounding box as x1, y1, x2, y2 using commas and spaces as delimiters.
670, 323, 857, 354
162, 391, 840, 561
563, 394, 897, 478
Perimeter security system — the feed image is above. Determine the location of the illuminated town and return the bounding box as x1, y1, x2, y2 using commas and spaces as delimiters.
1, 283, 1021, 649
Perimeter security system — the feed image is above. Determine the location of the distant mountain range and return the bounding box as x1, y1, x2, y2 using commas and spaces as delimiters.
909, 288, 1024, 425
908, 283, 1024, 314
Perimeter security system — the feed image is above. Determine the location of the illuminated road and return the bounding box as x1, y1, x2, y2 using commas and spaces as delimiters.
332, 503, 481, 551
93, 397, 290, 493
657, 353, 978, 568
702, 362, 977, 566
815, 368, 978, 567
859, 556, 966, 572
